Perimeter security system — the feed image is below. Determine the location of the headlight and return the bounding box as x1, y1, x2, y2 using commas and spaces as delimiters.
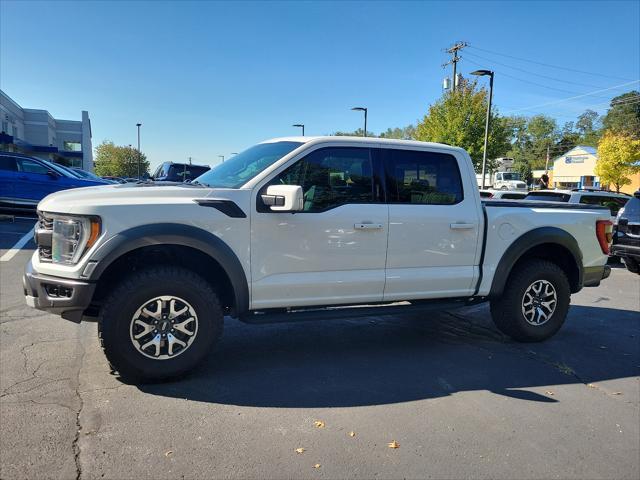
51, 215, 101, 265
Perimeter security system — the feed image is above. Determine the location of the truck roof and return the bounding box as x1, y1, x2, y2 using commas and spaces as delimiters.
259, 136, 465, 152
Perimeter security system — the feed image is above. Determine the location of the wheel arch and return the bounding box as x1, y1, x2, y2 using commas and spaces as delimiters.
89, 224, 249, 317
489, 227, 583, 297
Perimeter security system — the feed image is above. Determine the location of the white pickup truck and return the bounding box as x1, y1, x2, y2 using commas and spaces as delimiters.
24, 137, 613, 381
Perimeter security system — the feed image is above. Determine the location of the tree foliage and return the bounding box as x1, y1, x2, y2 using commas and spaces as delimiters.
595, 131, 640, 192
602, 91, 640, 139
379, 125, 417, 140
94, 141, 150, 178
414, 81, 511, 171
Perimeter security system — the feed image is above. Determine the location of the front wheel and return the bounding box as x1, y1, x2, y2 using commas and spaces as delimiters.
623, 257, 640, 274
490, 259, 570, 342
98, 266, 223, 382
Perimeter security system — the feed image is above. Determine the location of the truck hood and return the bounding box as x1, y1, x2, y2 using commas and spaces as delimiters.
38, 182, 214, 214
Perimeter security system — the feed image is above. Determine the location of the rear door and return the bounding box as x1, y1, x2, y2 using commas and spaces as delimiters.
383, 147, 481, 300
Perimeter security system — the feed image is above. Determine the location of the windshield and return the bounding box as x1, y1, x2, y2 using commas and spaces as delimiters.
500, 172, 521, 181
73, 168, 102, 180
39, 159, 78, 178
194, 141, 303, 188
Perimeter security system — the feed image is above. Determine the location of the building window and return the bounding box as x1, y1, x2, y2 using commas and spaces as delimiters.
1, 121, 7, 133
63, 141, 82, 151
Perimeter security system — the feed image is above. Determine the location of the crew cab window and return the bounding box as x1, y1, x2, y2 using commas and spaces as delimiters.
579, 195, 627, 216
384, 149, 463, 204
271, 147, 374, 212
0, 156, 17, 171
17, 158, 49, 175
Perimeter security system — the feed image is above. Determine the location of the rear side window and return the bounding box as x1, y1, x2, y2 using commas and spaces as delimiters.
0, 156, 17, 171
579, 195, 627, 216
384, 149, 463, 205
271, 147, 374, 212
622, 197, 640, 218
17, 158, 49, 175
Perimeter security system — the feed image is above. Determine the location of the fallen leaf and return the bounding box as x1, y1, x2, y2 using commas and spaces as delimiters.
611, 391, 623, 395
313, 464, 321, 469
295, 448, 305, 454
545, 390, 554, 396
164, 450, 173, 457
314, 420, 325, 428
587, 384, 596, 388
388, 440, 400, 449
349, 431, 356, 437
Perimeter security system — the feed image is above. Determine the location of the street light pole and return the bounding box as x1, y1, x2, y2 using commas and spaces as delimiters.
470, 70, 494, 189
292, 124, 305, 136
136, 123, 142, 179
351, 107, 367, 137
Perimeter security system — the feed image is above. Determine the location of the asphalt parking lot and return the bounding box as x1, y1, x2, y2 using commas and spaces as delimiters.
1, 216, 639, 480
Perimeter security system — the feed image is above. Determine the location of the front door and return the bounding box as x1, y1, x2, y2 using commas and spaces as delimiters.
382, 147, 481, 300
15, 157, 62, 204
250, 146, 388, 310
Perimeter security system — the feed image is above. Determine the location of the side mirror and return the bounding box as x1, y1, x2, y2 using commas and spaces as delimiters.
47, 170, 60, 179
261, 185, 303, 212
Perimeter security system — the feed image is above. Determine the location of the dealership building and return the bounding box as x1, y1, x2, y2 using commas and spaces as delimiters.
0, 90, 93, 172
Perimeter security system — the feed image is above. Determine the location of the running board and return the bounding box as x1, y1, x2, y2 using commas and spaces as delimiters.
239, 298, 484, 325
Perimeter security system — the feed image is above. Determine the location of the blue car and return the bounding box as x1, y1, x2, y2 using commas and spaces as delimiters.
0, 152, 109, 213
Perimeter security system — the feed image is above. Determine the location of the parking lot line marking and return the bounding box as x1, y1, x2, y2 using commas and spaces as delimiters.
1, 227, 35, 262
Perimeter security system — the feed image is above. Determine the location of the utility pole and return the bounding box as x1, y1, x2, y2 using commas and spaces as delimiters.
442, 41, 468, 91
545, 145, 550, 172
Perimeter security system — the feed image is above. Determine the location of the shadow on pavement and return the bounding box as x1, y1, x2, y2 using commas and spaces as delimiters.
136, 304, 639, 407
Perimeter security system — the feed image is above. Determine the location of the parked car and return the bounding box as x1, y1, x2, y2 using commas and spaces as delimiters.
71, 167, 116, 183
611, 190, 640, 274
0, 152, 109, 213
480, 189, 527, 200
151, 162, 211, 182
524, 189, 629, 221
24, 137, 612, 382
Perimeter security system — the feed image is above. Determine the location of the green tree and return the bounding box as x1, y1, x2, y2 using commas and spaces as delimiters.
602, 91, 640, 139
414, 81, 511, 171
379, 125, 417, 140
575, 109, 601, 146
333, 128, 376, 137
595, 131, 640, 192
94, 140, 150, 178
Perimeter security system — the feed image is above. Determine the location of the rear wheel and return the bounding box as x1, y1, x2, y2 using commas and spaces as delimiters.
98, 266, 223, 382
490, 259, 570, 342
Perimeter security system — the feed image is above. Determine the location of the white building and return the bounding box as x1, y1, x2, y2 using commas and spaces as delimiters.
0, 90, 93, 171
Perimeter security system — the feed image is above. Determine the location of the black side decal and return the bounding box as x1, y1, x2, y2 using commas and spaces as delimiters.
195, 199, 247, 218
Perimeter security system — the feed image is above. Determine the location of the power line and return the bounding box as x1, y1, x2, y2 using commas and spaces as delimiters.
464, 57, 602, 97
502, 80, 640, 114
464, 51, 608, 89
468, 45, 635, 81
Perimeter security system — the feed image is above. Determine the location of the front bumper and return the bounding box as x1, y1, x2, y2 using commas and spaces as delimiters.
583, 265, 611, 288
23, 259, 96, 323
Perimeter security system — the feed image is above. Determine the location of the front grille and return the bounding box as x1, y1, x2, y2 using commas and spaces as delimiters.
37, 212, 53, 262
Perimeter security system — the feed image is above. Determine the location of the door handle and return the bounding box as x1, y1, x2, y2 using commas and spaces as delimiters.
450, 223, 476, 230
354, 223, 383, 230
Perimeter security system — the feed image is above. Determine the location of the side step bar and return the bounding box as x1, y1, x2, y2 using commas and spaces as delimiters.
239, 297, 485, 325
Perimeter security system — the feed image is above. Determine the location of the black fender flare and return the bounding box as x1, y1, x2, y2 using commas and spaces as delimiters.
489, 226, 583, 297
88, 223, 249, 316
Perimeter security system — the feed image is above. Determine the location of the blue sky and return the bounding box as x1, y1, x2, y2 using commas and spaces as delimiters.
1, 0, 639, 169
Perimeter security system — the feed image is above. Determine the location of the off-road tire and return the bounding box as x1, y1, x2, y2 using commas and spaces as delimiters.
98, 266, 223, 382
490, 259, 570, 342
623, 257, 640, 274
